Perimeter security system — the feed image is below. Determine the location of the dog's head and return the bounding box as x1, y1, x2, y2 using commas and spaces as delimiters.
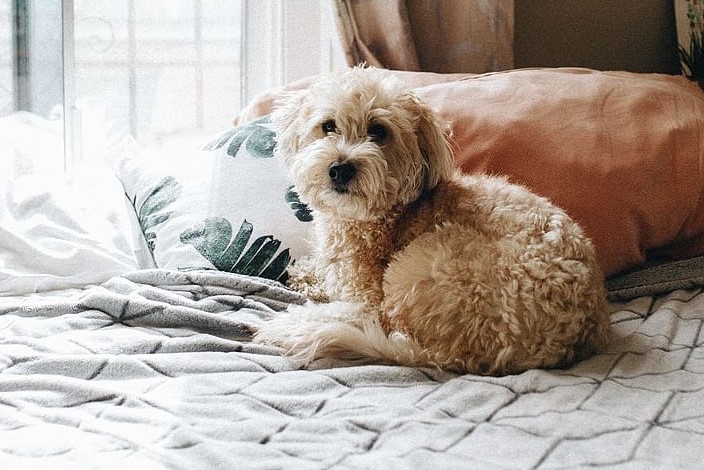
272, 67, 454, 221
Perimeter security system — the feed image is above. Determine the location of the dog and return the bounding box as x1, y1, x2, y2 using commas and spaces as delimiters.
254, 67, 610, 375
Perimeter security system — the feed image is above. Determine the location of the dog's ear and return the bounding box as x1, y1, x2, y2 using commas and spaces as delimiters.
272, 90, 309, 158
404, 94, 455, 188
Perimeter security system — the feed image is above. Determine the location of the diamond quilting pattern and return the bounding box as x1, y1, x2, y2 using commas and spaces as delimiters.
0, 270, 702, 469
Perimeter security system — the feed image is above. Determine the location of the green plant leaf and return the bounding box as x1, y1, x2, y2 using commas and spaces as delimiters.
285, 185, 313, 222
217, 220, 255, 271
237, 236, 282, 276
137, 176, 181, 251
180, 217, 292, 282
180, 218, 235, 271
680, 28, 704, 79
202, 127, 238, 151
201, 115, 276, 159
260, 249, 291, 282
139, 177, 180, 222
226, 131, 250, 158
245, 127, 276, 158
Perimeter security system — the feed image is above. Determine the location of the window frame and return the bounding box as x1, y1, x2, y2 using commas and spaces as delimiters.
62, 0, 79, 170
242, 0, 342, 103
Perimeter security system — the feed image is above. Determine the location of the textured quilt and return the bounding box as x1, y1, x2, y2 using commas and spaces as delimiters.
1, 268, 703, 469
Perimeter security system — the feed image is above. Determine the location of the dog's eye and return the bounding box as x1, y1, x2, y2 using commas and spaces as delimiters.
367, 123, 388, 143
321, 120, 337, 134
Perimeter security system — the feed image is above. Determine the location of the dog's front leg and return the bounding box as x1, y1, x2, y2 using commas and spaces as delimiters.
285, 256, 330, 303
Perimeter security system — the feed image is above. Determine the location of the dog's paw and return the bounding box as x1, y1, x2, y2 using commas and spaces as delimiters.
285, 260, 331, 302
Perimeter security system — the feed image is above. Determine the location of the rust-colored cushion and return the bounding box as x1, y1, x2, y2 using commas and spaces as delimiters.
237, 68, 704, 277
414, 68, 704, 276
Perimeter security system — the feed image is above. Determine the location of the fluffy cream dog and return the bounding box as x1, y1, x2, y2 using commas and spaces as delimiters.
254, 67, 610, 375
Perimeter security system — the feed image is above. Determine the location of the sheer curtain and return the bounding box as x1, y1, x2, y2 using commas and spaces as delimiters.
332, 0, 514, 73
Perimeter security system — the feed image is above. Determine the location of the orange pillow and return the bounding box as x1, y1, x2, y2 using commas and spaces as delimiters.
237, 68, 704, 277
413, 68, 704, 276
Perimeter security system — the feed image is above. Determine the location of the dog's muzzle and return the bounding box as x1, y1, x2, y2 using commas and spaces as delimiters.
328, 162, 356, 192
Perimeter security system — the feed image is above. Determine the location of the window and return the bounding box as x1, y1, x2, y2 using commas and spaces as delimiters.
1, 0, 343, 169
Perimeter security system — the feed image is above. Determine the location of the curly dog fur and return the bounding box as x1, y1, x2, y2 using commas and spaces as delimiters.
254, 67, 610, 375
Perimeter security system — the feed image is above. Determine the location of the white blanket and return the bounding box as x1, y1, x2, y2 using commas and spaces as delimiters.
0, 113, 155, 295
0, 165, 155, 294
0, 268, 702, 469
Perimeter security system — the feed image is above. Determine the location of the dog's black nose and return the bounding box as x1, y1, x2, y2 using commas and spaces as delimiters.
329, 162, 356, 189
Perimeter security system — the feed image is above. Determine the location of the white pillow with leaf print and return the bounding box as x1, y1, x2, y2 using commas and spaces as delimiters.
116, 115, 313, 284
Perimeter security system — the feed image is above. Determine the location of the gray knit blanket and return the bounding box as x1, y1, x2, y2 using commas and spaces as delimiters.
1, 268, 703, 469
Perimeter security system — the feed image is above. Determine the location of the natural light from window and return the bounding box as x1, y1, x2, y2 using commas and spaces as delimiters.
0, 0, 341, 169
73, 0, 242, 147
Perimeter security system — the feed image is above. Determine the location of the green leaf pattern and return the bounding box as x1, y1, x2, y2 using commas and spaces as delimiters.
180, 217, 291, 283
285, 185, 313, 222
136, 176, 181, 251
202, 115, 275, 159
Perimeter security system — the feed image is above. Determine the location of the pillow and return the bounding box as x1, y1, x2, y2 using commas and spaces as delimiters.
414, 68, 704, 277
236, 68, 704, 277
114, 115, 313, 283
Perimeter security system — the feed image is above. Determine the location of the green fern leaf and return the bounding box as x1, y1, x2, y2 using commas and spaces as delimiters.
238, 237, 282, 276
285, 185, 313, 222
245, 127, 276, 158
180, 217, 293, 281
202, 127, 238, 151
260, 249, 291, 283
180, 218, 234, 271
138, 176, 181, 250
201, 115, 276, 159
226, 131, 250, 158
215, 219, 254, 271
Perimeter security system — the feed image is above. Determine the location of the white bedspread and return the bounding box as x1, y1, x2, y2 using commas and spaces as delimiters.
0, 268, 702, 469
0, 112, 155, 296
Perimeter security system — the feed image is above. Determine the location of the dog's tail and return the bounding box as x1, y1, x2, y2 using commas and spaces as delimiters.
254, 301, 430, 369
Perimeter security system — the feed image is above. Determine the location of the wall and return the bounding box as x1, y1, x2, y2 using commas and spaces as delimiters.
514, 0, 680, 74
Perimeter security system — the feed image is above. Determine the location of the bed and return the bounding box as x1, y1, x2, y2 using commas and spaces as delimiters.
1, 68, 703, 469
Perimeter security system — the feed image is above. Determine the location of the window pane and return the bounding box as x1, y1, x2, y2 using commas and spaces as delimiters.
135, 65, 198, 141
3, 0, 338, 168
74, 0, 242, 149
203, 64, 239, 131
0, 0, 65, 177
26, 0, 63, 116
1, 0, 63, 118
